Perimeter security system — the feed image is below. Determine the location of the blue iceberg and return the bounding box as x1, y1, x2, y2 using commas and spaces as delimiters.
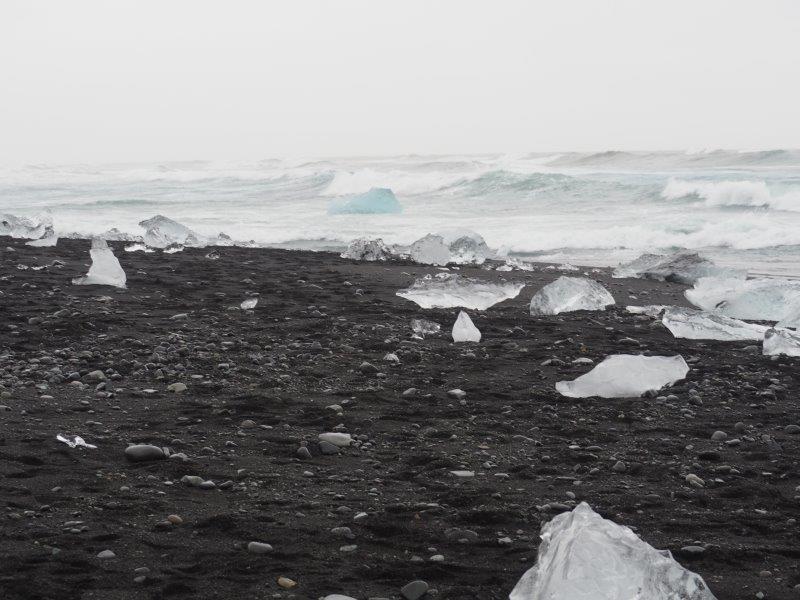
328, 187, 402, 215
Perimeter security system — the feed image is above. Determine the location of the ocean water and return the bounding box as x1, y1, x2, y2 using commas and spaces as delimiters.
2, 150, 800, 276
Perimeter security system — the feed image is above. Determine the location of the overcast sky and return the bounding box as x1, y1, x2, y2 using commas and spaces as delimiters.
2, 0, 799, 163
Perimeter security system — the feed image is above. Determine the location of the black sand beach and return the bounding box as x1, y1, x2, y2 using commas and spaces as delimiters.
1, 237, 799, 599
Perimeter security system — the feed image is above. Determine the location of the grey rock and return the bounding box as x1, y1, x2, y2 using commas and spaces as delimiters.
124, 444, 165, 462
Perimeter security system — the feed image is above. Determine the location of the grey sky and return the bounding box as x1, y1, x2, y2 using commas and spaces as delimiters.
2, 0, 799, 163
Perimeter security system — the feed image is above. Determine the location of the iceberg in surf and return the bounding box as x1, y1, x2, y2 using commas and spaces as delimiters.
409, 229, 491, 266
686, 276, 800, 321
72, 238, 127, 288
1, 212, 54, 241
613, 251, 742, 285
509, 502, 717, 600
662, 306, 769, 341
340, 237, 393, 261
763, 328, 800, 357
777, 301, 800, 329
328, 187, 402, 215
452, 310, 481, 342
556, 354, 689, 398
139, 215, 203, 248
397, 274, 524, 310
530, 276, 615, 315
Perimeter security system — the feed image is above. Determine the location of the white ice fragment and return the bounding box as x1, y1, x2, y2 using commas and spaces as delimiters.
163, 244, 184, 254
777, 301, 800, 329
241, 298, 258, 310
411, 319, 441, 337
509, 502, 717, 600
71, 238, 127, 288
340, 237, 393, 261
556, 354, 689, 398
397, 274, 523, 310
409, 229, 491, 266
328, 187, 402, 214
614, 251, 742, 285
625, 305, 667, 317
319, 432, 352, 447
662, 306, 769, 341
452, 310, 481, 343
763, 328, 800, 357
686, 276, 800, 321
56, 434, 97, 449
1, 211, 54, 240
530, 277, 615, 315
139, 215, 204, 248
27, 233, 58, 247
124, 243, 154, 253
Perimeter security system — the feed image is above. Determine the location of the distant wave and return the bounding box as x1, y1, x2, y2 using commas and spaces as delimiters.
661, 178, 800, 211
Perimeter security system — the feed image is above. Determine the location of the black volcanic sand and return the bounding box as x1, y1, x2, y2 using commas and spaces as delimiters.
1, 237, 799, 600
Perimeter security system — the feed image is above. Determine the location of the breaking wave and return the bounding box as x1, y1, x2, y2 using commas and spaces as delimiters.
661, 178, 800, 211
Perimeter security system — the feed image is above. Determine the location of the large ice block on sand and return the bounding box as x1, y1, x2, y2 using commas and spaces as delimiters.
509, 502, 717, 600
556, 354, 689, 398
1, 212, 54, 240
686, 276, 800, 321
71, 238, 127, 288
340, 237, 393, 261
452, 310, 481, 342
397, 274, 524, 310
530, 276, 615, 315
139, 215, 203, 248
614, 251, 742, 285
409, 229, 491, 266
763, 328, 800, 357
328, 187, 402, 215
26, 231, 58, 247
662, 307, 769, 341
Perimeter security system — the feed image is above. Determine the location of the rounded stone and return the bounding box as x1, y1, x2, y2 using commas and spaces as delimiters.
124, 444, 165, 462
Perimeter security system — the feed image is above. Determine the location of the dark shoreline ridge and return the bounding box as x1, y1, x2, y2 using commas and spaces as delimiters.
1, 236, 798, 599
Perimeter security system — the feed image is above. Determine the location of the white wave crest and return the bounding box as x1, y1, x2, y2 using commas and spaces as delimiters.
662, 178, 800, 211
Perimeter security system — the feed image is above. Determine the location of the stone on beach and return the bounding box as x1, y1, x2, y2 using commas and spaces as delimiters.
124, 444, 166, 462
529, 276, 615, 315
556, 354, 689, 398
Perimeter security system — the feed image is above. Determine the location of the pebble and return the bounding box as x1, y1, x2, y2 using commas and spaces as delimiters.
447, 388, 467, 400
401, 580, 429, 600
296, 446, 312, 459
711, 430, 728, 441
319, 440, 340, 455
247, 541, 273, 554
785, 424, 800, 434
97, 549, 116, 559
277, 576, 297, 589
167, 382, 187, 393
124, 444, 165, 462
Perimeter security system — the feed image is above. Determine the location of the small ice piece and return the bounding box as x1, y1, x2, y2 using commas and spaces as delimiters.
613, 251, 742, 285
411, 318, 441, 336
71, 238, 127, 288
56, 434, 97, 449
763, 328, 800, 357
328, 187, 402, 215
139, 215, 204, 248
686, 276, 800, 321
556, 354, 689, 398
241, 298, 258, 310
452, 310, 481, 343
777, 301, 800, 329
662, 306, 769, 341
509, 502, 717, 600
1, 211, 54, 240
163, 244, 184, 254
397, 274, 524, 310
530, 276, 615, 315
101, 228, 141, 242
26, 232, 58, 247
340, 237, 393, 261
625, 305, 667, 317
124, 243, 154, 253
409, 229, 491, 266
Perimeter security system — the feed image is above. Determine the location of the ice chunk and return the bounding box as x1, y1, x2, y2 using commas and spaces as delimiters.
509, 502, 717, 600
556, 354, 689, 398
139, 215, 204, 248
124, 243, 154, 253
662, 306, 769, 341
328, 187, 402, 215
1, 211, 54, 240
411, 318, 441, 337
71, 238, 127, 288
56, 434, 97, 449
777, 301, 800, 329
101, 228, 141, 242
409, 229, 491, 266
452, 310, 481, 342
625, 305, 667, 317
397, 274, 524, 310
614, 251, 742, 285
241, 298, 258, 310
26, 232, 58, 247
686, 276, 800, 321
340, 237, 393, 261
530, 276, 615, 315
163, 244, 184, 254
763, 328, 800, 357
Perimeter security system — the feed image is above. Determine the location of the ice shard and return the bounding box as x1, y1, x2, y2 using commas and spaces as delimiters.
686, 276, 800, 321
530, 276, 615, 315
763, 328, 800, 357
328, 187, 403, 214
409, 229, 491, 266
340, 237, 393, 261
241, 298, 258, 310
71, 238, 127, 288
556, 354, 689, 398
613, 251, 742, 285
509, 502, 717, 600
1, 211, 54, 240
410, 318, 441, 337
452, 310, 481, 342
662, 306, 769, 341
397, 274, 524, 310
139, 215, 204, 248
